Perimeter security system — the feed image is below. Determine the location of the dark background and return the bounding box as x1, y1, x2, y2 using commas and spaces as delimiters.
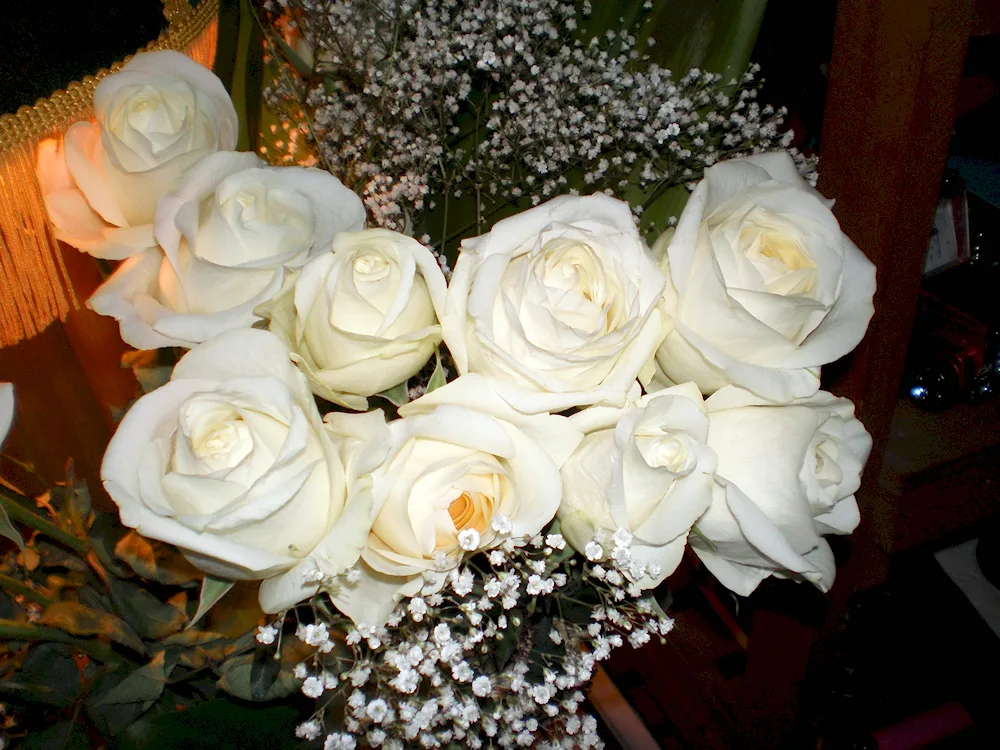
0, 1, 166, 115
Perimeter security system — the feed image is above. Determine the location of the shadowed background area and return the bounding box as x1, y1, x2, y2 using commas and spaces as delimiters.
0, 1, 166, 115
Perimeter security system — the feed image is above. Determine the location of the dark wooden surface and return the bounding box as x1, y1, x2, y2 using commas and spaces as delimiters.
0, 243, 136, 502
818, 0, 976, 561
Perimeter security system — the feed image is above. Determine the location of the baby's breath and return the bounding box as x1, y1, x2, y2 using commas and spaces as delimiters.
282, 521, 674, 748
262, 0, 810, 247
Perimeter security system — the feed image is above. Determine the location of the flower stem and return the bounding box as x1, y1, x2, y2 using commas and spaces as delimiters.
0, 619, 118, 662
0, 489, 89, 555
0, 573, 54, 607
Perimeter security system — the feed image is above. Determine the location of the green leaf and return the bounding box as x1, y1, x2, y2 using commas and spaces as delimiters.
35, 541, 89, 572
217, 650, 300, 702
121, 349, 179, 395
644, 0, 769, 81
0, 494, 25, 553
248, 646, 281, 701
110, 579, 187, 640
655, 585, 674, 616
232, 0, 265, 154
60, 468, 92, 527
377, 380, 410, 407
212, 0, 241, 94
88, 511, 132, 578
38, 601, 145, 654
273, 37, 313, 78
4, 643, 81, 707
485, 607, 524, 674
188, 576, 234, 630
114, 531, 201, 587
112, 699, 303, 750
426, 349, 447, 393
689, 523, 717, 553
18, 720, 90, 750
162, 630, 255, 670
97, 651, 174, 706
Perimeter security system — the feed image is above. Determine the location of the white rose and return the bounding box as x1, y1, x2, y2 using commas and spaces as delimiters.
36, 51, 238, 260
559, 382, 716, 587
1, 383, 13, 446
655, 152, 876, 402
261, 375, 583, 624
100, 329, 370, 586
442, 194, 667, 414
690, 386, 872, 596
258, 229, 447, 410
89, 151, 366, 349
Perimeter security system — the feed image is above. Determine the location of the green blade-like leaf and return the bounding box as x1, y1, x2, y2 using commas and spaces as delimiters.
377, 380, 410, 407
426, 349, 447, 393
38, 601, 145, 654
5, 643, 81, 707
0, 497, 24, 553
109, 579, 188, 641
232, 0, 265, 154
97, 651, 174, 706
187, 576, 234, 630
114, 530, 201, 587
643, 0, 769, 80
216, 650, 300, 702
162, 629, 255, 670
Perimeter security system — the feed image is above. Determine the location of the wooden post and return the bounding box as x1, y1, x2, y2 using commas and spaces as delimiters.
818, 0, 974, 562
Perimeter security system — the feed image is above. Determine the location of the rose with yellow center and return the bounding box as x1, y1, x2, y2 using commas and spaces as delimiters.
654, 152, 876, 402
257, 375, 583, 626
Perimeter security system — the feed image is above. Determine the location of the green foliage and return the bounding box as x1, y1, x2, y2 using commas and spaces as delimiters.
642, 0, 769, 82
189, 575, 235, 629
38, 601, 146, 654
111, 699, 304, 750
426, 348, 447, 394
114, 530, 201, 587
18, 721, 90, 750
377, 380, 411, 407
0, 497, 25, 553
0, 467, 272, 747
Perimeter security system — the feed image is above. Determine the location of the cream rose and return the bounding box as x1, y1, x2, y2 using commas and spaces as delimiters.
257, 229, 447, 410
36, 50, 238, 260
690, 386, 872, 596
442, 194, 667, 414
559, 382, 716, 587
89, 151, 366, 349
259, 375, 583, 624
655, 152, 876, 402
100, 329, 370, 586
1, 383, 12, 446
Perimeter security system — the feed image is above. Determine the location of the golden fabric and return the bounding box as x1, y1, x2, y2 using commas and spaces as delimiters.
0, 0, 220, 346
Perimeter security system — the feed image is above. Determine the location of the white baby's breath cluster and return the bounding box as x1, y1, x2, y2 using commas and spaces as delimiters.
261, 0, 807, 242
275, 523, 672, 749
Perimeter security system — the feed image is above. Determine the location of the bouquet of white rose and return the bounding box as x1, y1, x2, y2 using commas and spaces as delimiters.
3, 3, 875, 746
